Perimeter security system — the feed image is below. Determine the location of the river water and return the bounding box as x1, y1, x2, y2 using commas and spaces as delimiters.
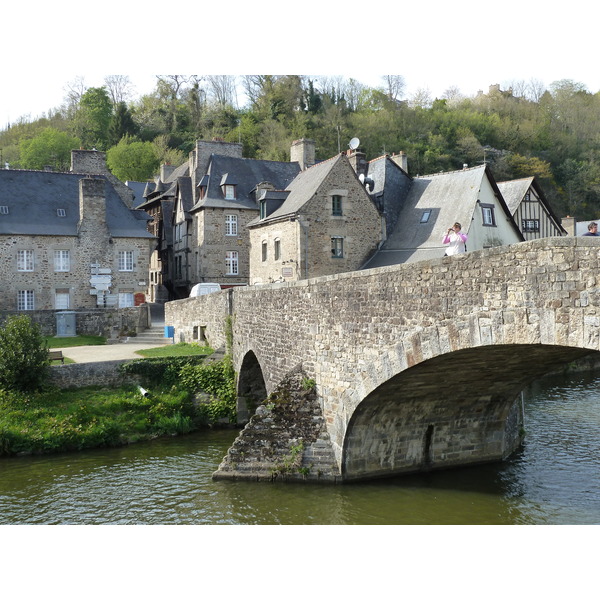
1, 370, 599, 525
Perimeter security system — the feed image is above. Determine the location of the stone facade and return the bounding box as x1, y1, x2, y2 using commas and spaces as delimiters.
165, 237, 600, 482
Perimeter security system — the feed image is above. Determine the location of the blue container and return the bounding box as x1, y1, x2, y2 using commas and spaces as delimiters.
164, 325, 175, 338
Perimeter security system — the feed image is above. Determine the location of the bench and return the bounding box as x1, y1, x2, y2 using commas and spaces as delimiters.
48, 350, 65, 364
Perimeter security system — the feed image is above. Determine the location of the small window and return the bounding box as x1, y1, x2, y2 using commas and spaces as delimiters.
54, 250, 70, 272
274, 238, 281, 261
226, 251, 239, 275
260, 200, 267, 220
225, 214, 238, 236
331, 236, 344, 258
420, 210, 431, 223
481, 204, 496, 226
522, 219, 540, 232
332, 195, 343, 216
524, 192, 532, 202
118, 250, 134, 271
17, 290, 35, 311
0, 206, 8, 215
57, 208, 66, 217
261, 241, 267, 262
17, 249, 34, 272
55, 290, 70, 309
224, 185, 236, 200
118, 292, 134, 308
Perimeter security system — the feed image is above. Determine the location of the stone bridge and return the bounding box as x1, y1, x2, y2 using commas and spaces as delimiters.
165, 237, 600, 483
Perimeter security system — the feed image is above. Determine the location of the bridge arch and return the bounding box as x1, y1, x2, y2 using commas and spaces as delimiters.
236, 350, 267, 424
341, 342, 595, 480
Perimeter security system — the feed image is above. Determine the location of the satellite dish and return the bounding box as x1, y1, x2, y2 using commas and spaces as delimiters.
349, 137, 360, 150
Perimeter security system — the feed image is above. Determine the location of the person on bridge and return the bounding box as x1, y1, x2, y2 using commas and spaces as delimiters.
582, 222, 599, 236
443, 222, 468, 255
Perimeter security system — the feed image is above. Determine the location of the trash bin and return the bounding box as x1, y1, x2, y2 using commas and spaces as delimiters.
164, 326, 174, 339
56, 311, 77, 337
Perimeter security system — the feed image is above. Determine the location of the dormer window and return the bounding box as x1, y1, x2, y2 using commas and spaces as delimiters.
198, 174, 209, 200
57, 208, 66, 217
220, 173, 237, 200
260, 200, 267, 220
0, 206, 8, 215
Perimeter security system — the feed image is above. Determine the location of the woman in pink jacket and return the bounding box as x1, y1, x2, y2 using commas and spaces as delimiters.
443, 222, 467, 256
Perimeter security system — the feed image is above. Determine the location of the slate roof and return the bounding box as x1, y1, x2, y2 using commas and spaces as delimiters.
363, 165, 520, 267
496, 177, 534, 214
0, 169, 153, 238
191, 154, 301, 212
248, 154, 342, 226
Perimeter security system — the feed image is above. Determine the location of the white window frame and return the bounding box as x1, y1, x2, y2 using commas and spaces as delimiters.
224, 185, 236, 200
118, 250, 134, 272
225, 214, 238, 236
55, 290, 70, 309
17, 290, 34, 310
54, 250, 70, 272
225, 251, 239, 275
331, 236, 344, 258
481, 204, 496, 227
118, 292, 134, 308
17, 249, 34, 272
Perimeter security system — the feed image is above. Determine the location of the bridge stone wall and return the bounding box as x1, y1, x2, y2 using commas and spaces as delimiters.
165, 237, 600, 481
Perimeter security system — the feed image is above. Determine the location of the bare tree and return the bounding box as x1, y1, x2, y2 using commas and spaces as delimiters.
526, 78, 547, 103
206, 75, 238, 106
241, 75, 272, 106
381, 75, 406, 101
409, 87, 433, 108
104, 75, 135, 106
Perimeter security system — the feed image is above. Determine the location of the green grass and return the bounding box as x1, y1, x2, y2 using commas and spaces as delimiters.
0, 385, 203, 456
135, 343, 213, 358
45, 335, 106, 348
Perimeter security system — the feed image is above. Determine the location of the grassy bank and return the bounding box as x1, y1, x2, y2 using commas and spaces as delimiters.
0, 352, 236, 457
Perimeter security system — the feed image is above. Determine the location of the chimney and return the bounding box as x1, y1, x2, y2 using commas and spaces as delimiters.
79, 177, 107, 229
346, 149, 368, 179
191, 139, 243, 188
390, 151, 408, 173
160, 164, 176, 182
290, 138, 315, 170
71, 149, 108, 174
561, 216, 576, 236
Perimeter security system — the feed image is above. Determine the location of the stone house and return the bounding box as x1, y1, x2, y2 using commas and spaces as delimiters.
361, 162, 524, 267
0, 150, 155, 313
497, 176, 567, 240
139, 139, 302, 300
247, 152, 383, 284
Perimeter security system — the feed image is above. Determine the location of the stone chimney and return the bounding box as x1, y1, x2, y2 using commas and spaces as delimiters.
290, 138, 315, 171
561, 216, 576, 237
78, 177, 110, 265
346, 149, 368, 179
190, 139, 244, 188
390, 151, 408, 173
160, 164, 176, 182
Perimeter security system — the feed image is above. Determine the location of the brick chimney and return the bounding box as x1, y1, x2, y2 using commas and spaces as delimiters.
290, 138, 315, 170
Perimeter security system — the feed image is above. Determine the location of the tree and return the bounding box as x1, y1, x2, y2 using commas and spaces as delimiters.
0, 315, 49, 392
19, 127, 81, 170
109, 101, 138, 146
106, 135, 160, 181
381, 75, 406, 102
104, 75, 135, 106
73, 86, 113, 150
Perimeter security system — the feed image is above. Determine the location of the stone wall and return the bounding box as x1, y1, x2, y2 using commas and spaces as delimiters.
48, 360, 141, 389
165, 237, 600, 481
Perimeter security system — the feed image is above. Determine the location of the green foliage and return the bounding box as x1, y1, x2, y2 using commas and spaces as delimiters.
0, 315, 49, 392
119, 355, 207, 387
135, 342, 212, 358
74, 86, 113, 150
19, 127, 81, 170
106, 135, 160, 181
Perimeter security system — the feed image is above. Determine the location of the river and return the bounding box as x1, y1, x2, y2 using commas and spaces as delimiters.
1, 369, 599, 525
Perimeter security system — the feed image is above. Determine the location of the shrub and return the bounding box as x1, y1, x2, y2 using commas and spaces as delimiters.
0, 315, 49, 392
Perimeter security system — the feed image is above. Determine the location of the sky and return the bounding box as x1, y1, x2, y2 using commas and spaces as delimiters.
3, 0, 600, 129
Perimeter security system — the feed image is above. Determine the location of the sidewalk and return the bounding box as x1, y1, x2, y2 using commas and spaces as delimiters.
59, 341, 172, 364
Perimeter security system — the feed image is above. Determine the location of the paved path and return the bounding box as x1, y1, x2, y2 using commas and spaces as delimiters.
59, 341, 173, 364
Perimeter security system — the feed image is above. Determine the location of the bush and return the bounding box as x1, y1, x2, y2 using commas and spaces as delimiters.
0, 315, 49, 392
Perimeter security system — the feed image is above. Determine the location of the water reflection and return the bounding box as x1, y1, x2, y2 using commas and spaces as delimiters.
1, 371, 600, 524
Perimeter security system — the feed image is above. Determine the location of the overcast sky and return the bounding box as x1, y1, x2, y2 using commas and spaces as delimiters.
3, 0, 599, 129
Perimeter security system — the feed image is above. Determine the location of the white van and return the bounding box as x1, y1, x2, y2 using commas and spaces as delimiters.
189, 282, 221, 297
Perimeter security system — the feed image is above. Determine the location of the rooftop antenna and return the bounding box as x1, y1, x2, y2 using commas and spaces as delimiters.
349, 137, 360, 151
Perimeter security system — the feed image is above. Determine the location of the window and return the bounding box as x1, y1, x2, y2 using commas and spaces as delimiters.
225, 251, 239, 275
17, 250, 34, 272
260, 200, 267, 219
332, 195, 343, 216
224, 185, 236, 200
225, 214, 238, 236
55, 290, 70, 309
118, 292, 134, 308
17, 290, 34, 310
54, 250, 70, 272
331, 236, 344, 258
0, 206, 8, 215
57, 208, 66, 217
118, 250, 134, 271
420, 210, 431, 223
524, 192, 532, 201
522, 219, 540, 232
274, 238, 281, 261
262, 241, 268, 262
480, 204, 496, 226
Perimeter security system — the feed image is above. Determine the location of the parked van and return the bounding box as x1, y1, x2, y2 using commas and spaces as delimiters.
189, 282, 221, 297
